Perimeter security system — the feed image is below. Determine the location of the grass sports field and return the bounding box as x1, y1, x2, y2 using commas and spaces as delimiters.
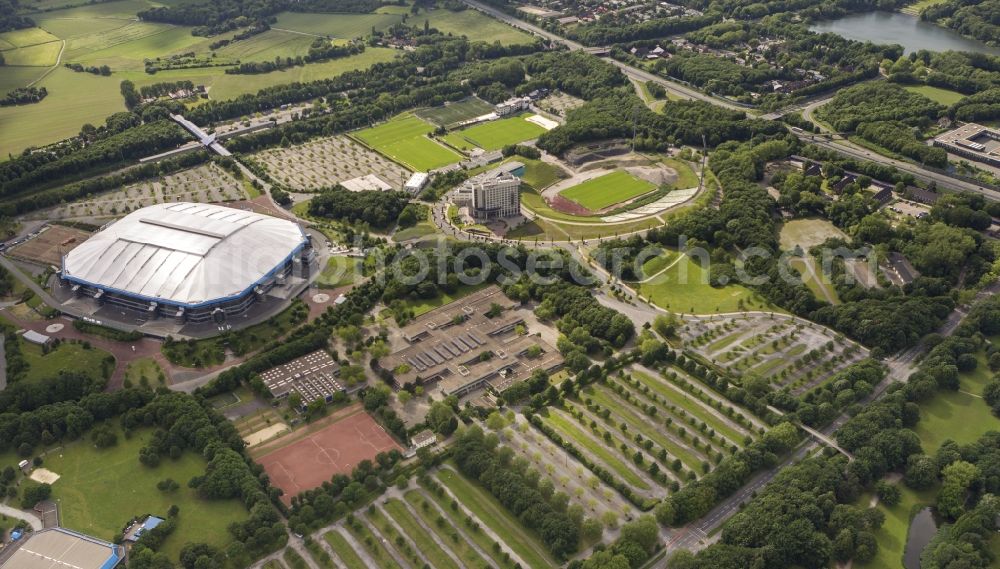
354, 114, 462, 171
42, 425, 248, 562
443, 114, 548, 151
559, 170, 656, 211
414, 96, 494, 127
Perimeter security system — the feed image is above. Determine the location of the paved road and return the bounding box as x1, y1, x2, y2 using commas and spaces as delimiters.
0, 504, 43, 531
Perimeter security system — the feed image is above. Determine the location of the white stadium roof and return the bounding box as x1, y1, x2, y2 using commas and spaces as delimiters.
62, 203, 306, 307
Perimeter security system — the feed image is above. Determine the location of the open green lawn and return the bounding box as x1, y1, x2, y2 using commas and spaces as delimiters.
559, 170, 656, 211
639, 248, 679, 280
354, 114, 462, 171
663, 157, 699, 188
903, 85, 966, 106
43, 425, 249, 562
508, 215, 664, 241
790, 257, 841, 305
442, 114, 548, 151
639, 254, 768, 314
414, 96, 494, 127
124, 356, 165, 386
913, 352, 1000, 452
317, 256, 359, 288
858, 484, 936, 569
21, 341, 112, 383
778, 218, 848, 251
437, 468, 557, 569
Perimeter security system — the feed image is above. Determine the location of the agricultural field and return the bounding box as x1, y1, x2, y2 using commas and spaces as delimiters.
0, 0, 403, 158
638, 253, 766, 314
419, 7, 536, 45
39, 424, 249, 562
252, 135, 411, 191
353, 114, 462, 171
559, 170, 656, 211
442, 114, 549, 151
414, 96, 494, 127
684, 313, 868, 393
23, 163, 248, 221
531, 365, 764, 507
272, 11, 404, 39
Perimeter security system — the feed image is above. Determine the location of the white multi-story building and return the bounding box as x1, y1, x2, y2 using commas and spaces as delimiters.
454, 167, 521, 221
495, 96, 531, 117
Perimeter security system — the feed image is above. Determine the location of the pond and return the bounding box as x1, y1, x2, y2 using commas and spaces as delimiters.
810, 11, 1000, 56
903, 507, 939, 569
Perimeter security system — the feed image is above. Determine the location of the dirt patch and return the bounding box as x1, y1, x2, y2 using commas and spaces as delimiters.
7, 225, 91, 267
30, 468, 60, 484
243, 423, 289, 447
548, 194, 593, 216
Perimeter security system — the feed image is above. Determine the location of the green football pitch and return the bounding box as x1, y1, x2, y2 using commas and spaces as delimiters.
443, 114, 548, 151
354, 114, 462, 171
559, 170, 656, 211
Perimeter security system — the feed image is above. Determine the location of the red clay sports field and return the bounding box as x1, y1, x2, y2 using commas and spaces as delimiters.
257, 409, 402, 504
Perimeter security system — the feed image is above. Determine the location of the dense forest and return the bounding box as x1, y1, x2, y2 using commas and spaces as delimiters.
922, 0, 1000, 47
0, 0, 34, 32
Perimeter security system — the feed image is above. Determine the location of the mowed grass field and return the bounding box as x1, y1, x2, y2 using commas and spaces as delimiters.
418, 7, 535, 45
354, 114, 462, 171
442, 114, 548, 151
42, 425, 249, 562
559, 170, 656, 211
639, 253, 768, 314
415, 96, 494, 127
903, 84, 966, 105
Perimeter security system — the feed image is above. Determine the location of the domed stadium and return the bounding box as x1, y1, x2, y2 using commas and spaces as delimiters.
60, 202, 310, 324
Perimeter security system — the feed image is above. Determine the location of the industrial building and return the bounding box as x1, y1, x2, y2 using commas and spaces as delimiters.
0, 528, 122, 569
377, 286, 563, 398
260, 349, 345, 408
60, 203, 311, 324
453, 166, 522, 221
933, 123, 1000, 167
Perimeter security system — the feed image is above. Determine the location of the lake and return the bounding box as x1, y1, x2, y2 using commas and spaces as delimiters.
902, 507, 939, 569
810, 11, 1000, 56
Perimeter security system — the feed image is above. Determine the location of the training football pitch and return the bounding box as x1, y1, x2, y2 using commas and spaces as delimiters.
443, 114, 548, 151
559, 170, 656, 211
353, 114, 462, 171
414, 96, 494, 127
